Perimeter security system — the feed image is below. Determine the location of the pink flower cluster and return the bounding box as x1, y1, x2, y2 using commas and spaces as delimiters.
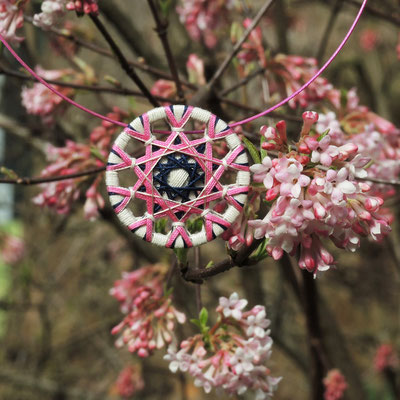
164, 293, 281, 399
270, 55, 340, 109
33, 0, 98, 29
316, 89, 400, 201
374, 344, 399, 372
21, 66, 75, 125
114, 365, 144, 398
0, 0, 27, 44
0, 234, 25, 265
221, 189, 260, 251
323, 369, 348, 400
110, 264, 186, 357
249, 112, 391, 275
236, 18, 267, 68
33, 107, 127, 219
176, 0, 234, 48
66, 0, 98, 16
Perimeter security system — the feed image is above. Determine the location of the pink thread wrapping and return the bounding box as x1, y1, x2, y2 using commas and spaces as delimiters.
0, 0, 367, 128
107, 106, 250, 247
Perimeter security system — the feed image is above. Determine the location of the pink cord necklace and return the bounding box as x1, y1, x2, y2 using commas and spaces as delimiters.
0, 0, 367, 128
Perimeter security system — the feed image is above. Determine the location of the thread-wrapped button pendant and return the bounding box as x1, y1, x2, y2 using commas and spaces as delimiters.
106, 105, 250, 248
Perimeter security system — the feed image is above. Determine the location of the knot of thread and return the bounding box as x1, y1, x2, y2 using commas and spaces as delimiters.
144, 135, 155, 146
201, 208, 211, 217
129, 187, 136, 199
222, 159, 228, 170
171, 127, 184, 132
222, 185, 229, 199
172, 221, 185, 227
204, 135, 213, 143
145, 212, 155, 222
130, 157, 137, 168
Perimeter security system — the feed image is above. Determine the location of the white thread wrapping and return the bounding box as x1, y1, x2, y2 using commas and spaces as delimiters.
106, 105, 250, 248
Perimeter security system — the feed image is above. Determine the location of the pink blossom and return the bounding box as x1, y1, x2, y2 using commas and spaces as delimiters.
110, 264, 186, 357
164, 293, 281, 399
1, 234, 25, 265
221, 190, 260, 250
66, 0, 98, 15
33, 0, 66, 29
249, 112, 391, 275
186, 54, 206, 85
115, 365, 144, 398
150, 80, 176, 104
359, 28, 379, 51
83, 177, 105, 221
270, 54, 340, 109
176, 0, 234, 48
236, 18, 267, 67
0, 0, 27, 44
374, 344, 399, 372
32, 107, 127, 217
21, 66, 74, 124
323, 369, 348, 400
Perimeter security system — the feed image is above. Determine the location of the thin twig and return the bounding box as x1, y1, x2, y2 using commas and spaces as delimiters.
343, 0, 400, 27
183, 239, 263, 282
24, 16, 196, 89
89, 14, 159, 107
316, 0, 344, 63
207, 0, 276, 90
0, 166, 106, 185
0, 65, 175, 103
220, 66, 266, 97
194, 247, 202, 313
147, 0, 185, 102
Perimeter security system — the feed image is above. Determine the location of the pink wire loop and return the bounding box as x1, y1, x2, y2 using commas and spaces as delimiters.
0, 0, 367, 128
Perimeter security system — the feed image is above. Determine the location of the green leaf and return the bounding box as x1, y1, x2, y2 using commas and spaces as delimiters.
317, 129, 330, 142
190, 318, 202, 329
243, 137, 261, 164
0, 167, 19, 180
199, 307, 208, 326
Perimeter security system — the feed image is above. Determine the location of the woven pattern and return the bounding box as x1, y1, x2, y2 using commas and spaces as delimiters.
106, 105, 250, 248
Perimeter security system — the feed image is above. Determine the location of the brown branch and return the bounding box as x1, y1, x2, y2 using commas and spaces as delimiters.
220, 66, 266, 97
302, 270, 327, 400
24, 16, 196, 90
0, 65, 175, 103
183, 239, 263, 283
89, 14, 159, 107
343, 0, 400, 27
0, 166, 105, 185
207, 0, 276, 90
316, 0, 344, 63
147, 0, 185, 102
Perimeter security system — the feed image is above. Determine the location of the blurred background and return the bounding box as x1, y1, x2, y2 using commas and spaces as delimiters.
0, 0, 399, 399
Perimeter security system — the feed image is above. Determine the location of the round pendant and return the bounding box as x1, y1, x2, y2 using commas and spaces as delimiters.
106, 105, 250, 248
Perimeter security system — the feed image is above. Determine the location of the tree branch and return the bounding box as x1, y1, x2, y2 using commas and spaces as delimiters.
147, 0, 185, 102
0, 65, 174, 103
182, 239, 263, 283
89, 14, 160, 107
207, 0, 276, 90
24, 16, 196, 89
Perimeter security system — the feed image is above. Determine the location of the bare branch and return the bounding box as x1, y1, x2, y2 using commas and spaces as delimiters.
89, 14, 160, 107
207, 0, 276, 90
147, 0, 185, 102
